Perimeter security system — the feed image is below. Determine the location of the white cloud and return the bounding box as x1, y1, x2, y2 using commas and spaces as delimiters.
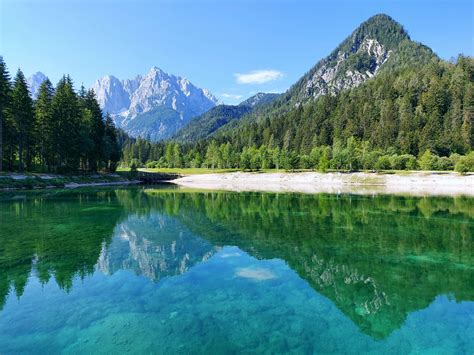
220, 93, 244, 100
235, 70, 283, 84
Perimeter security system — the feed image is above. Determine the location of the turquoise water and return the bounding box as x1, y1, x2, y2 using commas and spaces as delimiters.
0, 186, 473, 354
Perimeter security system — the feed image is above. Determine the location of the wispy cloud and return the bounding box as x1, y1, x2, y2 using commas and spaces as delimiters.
235, 70, 283, 84
220, 93, 244, 100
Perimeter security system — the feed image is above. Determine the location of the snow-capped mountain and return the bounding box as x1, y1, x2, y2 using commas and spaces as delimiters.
92, 67, 219, 140
27, 72, 47, 99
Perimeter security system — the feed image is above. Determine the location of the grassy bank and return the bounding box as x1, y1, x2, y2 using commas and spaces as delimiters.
0, 173, 133, 190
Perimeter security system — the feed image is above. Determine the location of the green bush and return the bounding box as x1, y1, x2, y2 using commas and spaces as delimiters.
435, 156, 454, 171
418, 150, 438, 171
129, 159, 139, 179
375, 155, 391, 170
389, 154, 417, 170
455, 152, 474, 174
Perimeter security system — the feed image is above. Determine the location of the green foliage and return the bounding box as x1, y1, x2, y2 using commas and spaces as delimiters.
0, 58, 122, 173
454, 152, 474, 174
418, 150, 437, 171
375, 155, 392, 170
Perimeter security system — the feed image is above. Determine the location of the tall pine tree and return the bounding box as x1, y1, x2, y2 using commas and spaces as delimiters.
11, 70, 34, 171
50, 76, 81, 171
0, 57, 11, 172
35, 79, 54, 171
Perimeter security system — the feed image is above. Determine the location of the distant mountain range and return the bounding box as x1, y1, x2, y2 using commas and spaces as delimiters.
91, 67, 219, 140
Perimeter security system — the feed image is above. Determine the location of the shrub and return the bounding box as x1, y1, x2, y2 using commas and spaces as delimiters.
455, 152, 474, 174
449, 153, 462, 167
145, 161, 158, 169
375, 155, 391, 170
129, 159, 139, 179
299, 155, 312, 169
435, 156, 453, 171
418, 150, 438, 171
389, 154, 417, 170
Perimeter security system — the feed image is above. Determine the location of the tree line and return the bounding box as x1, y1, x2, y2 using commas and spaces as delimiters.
0, 57, 121, 173
121, 136, 474, 173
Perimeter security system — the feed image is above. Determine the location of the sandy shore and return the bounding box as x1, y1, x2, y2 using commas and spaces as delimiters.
172, 171, 474, 197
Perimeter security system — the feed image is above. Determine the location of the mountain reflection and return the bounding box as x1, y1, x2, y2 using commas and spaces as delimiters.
0, 187, 472, 340
97, 213, 219, 281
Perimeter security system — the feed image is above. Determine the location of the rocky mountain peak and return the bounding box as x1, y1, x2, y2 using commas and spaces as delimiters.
288, 14, 414, 104
91, 67, 219, 140
27, 71, 48, 99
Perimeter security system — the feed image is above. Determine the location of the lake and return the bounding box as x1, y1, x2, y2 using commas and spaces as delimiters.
0, 186, 473, 354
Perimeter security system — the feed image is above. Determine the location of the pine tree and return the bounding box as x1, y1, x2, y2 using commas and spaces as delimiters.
50, 76, 81, 171
81, 89, 105, 171
34, 79, 54, 171
0, 57, 11, 172
11, 70, 34, 171
103, 113, 121, 172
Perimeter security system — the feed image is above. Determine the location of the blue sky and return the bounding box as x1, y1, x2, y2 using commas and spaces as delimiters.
1, 0, 473, 104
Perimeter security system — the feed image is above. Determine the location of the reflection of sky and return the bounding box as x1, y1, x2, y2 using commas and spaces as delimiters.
0, 246, 472, 354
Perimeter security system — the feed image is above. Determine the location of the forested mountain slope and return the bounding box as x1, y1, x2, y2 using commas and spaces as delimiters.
208, 14, 435, 135
214, 56, 472, 157
209, 14, 471, 157
171, 93, 279, 143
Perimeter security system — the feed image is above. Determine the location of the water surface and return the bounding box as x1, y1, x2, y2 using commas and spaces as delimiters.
0, 186, 473, 354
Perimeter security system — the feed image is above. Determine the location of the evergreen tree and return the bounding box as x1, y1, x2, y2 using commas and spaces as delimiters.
103, 113, 121, 172
81, 89, 105, 171
34, 79, 54, 171
50, 76, 81, 171
0, 57, 11, 172
11, 70, 34, 171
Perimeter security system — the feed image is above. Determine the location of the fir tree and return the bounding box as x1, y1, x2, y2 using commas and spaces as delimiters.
11, 70, 34, 171
0, 57, 11, 171
34, 79, 54, 171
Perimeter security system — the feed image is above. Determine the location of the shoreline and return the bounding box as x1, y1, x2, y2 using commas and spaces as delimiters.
172, 171, 474, 197
0, 173, 139, 191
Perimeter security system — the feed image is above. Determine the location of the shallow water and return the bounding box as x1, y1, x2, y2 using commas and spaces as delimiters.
0, 186, 473, 354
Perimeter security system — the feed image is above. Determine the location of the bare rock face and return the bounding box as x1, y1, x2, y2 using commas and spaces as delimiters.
303, 38, 391, 100
92, 67, 219, 140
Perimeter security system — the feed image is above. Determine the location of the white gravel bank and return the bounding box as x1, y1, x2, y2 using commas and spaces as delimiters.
172, 172, 474, 197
